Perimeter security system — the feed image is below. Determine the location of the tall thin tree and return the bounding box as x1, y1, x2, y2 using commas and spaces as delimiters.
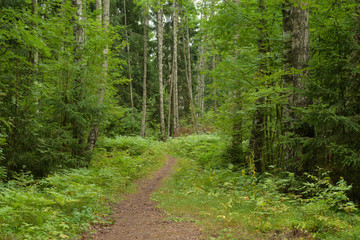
282, 0, 310, 168
124, 0, 134, 109
72, 0, 85, 155
185, 19, 198, 131
157, 2, 166, 140
250, 0, 268, 173
172, 0, 179, 135
88, 0, 110, 150
140, 5, 148, 138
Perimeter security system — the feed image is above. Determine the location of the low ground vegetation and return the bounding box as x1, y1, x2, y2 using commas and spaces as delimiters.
154, 134, 360, 239
0, 137, 166, 240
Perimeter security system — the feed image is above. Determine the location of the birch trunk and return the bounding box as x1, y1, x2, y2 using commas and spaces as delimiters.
140, 6, 148, 138
88, 0, 109, 150
72, 0, 85, 155
172, 0, 179, 135
124, 0, 134, 109
167, 72, 173, 137
157, 3, 166, 140
100, 0, 109, 104
185, 22, 197, 131
32, 0, 38, 66
196, 13, 206, 117
211, 0, 217, 113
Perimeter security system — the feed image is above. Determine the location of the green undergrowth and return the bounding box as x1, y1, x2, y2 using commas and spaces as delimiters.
0, 136, 166, 240
153, 134, 360, 240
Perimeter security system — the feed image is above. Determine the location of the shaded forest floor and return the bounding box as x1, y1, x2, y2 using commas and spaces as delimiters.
85, 156, 206, 240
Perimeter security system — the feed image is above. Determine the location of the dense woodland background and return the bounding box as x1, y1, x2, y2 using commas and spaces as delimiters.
1, 0, 360, 202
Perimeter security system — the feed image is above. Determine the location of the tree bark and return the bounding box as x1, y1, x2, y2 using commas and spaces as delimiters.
32, 0, 38, 67
185, 23, 197, 131
196, 12, 206, 118
172, 0, 179, 135
211, 0, 217, 113
250, 0, 268, 173
282, 0, 310, 167
124, 0, 134, 109
157, 3, 166, 140
72, 0, 85, 155
88, 0, 109, 150
182, 21, 198, 132
167, 71, 173, 137
140, 6, 148, 138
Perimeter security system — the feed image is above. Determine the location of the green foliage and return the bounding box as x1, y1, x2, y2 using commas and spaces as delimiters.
0, 0, 125, 176
0, 137, 165, 239
165, 134, 230, 168
155, 135, 360, 239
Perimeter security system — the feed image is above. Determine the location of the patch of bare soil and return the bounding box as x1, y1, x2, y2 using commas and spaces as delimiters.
85, 156, 206, 240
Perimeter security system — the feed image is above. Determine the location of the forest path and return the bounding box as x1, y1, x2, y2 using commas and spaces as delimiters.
87, 155, 205, 240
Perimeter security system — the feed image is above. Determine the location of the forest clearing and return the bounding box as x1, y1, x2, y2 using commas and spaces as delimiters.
1, 0, 360, 239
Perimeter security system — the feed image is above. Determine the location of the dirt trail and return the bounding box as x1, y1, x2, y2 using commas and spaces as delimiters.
88, 156, 205, 240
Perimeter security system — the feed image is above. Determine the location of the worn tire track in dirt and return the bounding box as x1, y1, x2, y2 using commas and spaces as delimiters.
88, 155, 206, 240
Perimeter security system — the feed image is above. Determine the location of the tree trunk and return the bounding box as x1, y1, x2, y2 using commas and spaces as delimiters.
167, 72, 173, 137
196, 13, 206, 117
73, 0, 84, 61
231, 92, 245, 165
172, 0, 179, 135
140, 6, 148, 138
211, 0, 217, 113
124, 0, 134, 109
72, 0, 85, 155
32, 0, 38, 66
212, 54, 217, 112
282, 1, 310, 168
185, 23, 198, 132
250, 0, 268, 173
101, 0, 109, 101
88, 0, 109, 150
157, 3, 166, 140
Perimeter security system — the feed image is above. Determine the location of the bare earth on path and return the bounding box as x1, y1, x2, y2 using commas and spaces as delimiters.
88, 155, 206, 240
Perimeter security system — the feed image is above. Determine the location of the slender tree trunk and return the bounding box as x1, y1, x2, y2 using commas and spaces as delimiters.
73, 0, 84, 61
100, 0, 109, 103
196, 13, 206, 117
96, 0, 102, 22
32, 0, 38, 66
282, 0, 292, 167
172, 0, 179, 135
140, 6, 148, 138
212, 54, 217, 112
181, 27, 191, 122
250, 0, 268, 173
182, 22, 197, 131
88, 0, 109, 150
211, 0, 217, 113
282, 1, 310, 168
72, 0, 85, 155
157, 3, 166, 140
167, 72, 173, 137
231, 91, 245, 165
32, 0, 39, 114
185, 23, 197, 132
124, 0, 134, 109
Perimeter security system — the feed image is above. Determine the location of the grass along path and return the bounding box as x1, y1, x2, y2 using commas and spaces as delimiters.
88, 155, 205, 240
152, 135, 360, 240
